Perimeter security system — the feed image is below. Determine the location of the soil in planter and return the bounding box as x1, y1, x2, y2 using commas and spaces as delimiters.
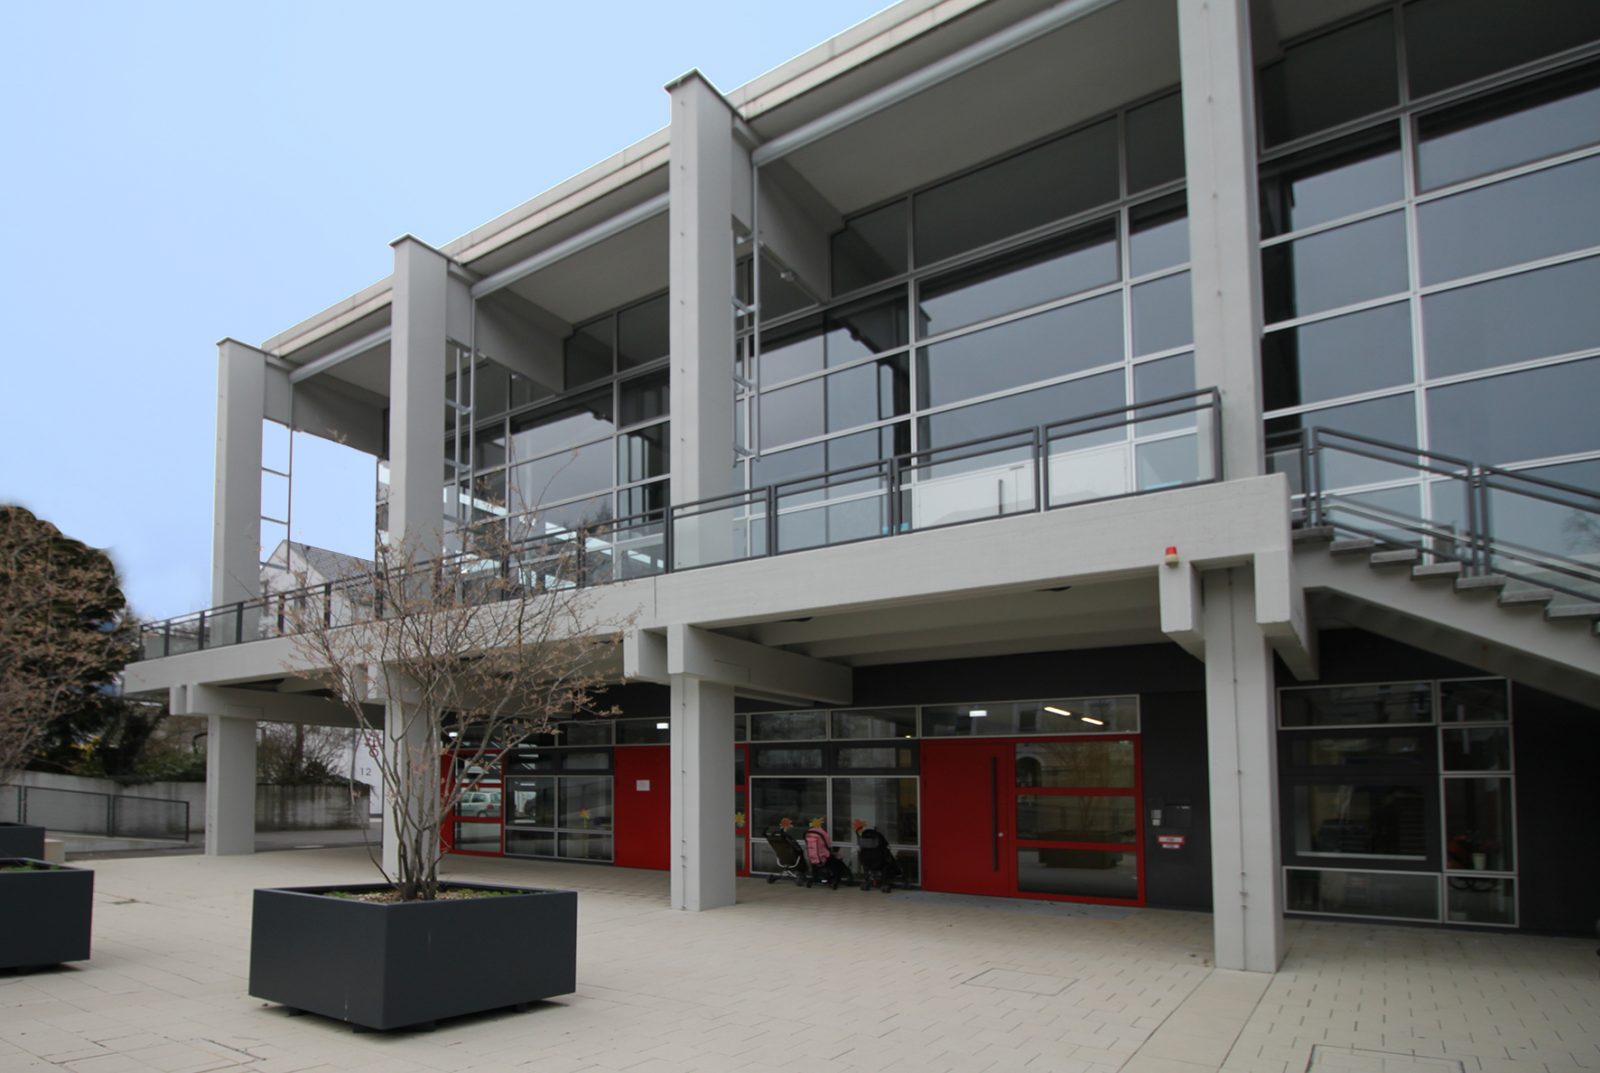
0, 863, 59, 873
321, 888, 521, 903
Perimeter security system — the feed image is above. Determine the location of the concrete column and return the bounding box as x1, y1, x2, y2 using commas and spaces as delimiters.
1179, 0, 1265, 481
204, 714, 256, 856
212, 339, 269, 605
669, 675, 736, 910
380, 698, 436, 880
389, 236, 450, 558
1202, 567, 1284, 972
667, 72, 738, 563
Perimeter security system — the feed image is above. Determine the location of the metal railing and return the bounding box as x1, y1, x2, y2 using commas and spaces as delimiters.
1271, 427, 1600, 604
136, 388, 1222, 660
2, 785, 191, 842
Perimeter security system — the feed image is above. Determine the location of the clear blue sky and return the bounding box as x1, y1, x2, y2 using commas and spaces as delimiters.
0, 1, 888, 620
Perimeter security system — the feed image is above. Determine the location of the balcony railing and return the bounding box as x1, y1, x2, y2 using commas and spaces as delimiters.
137, 388, 1221, 661
1271, 427, 1600, 604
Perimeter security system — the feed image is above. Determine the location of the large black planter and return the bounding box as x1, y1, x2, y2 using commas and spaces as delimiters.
0, 860, 93, 969
0, 823, 46, 860
249, 883, 577, 1030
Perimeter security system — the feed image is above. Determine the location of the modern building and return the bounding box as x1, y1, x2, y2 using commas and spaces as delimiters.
124, 0, 1600, 973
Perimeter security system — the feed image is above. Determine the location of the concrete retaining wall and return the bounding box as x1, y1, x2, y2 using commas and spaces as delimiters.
8, 771, 369, 831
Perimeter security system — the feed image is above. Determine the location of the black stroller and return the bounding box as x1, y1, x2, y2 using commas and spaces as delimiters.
763, 826, 813, 886
855, 826, 905, 893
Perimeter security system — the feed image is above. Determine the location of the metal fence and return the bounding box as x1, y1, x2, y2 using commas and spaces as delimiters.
2, 785, 191, 841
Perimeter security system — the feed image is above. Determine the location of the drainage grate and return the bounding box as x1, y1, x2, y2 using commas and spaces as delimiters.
1309, 1046, 1466, 1073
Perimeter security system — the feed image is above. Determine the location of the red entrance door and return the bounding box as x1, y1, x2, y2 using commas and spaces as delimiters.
921, 737, 1145, 906
921, 740, 1012, 896
613, 746, 670, 870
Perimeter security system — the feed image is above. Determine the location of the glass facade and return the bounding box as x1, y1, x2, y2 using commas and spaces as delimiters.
1279, 677, 1516, 926
1259, 12, 1600, 543
737, 91, 1193, 532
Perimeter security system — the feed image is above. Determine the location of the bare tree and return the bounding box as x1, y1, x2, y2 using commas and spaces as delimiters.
256, 723, 351, 784
286, 531, 626, 900
0, 505, 137, 785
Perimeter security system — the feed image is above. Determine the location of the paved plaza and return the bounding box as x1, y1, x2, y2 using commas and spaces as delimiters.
1, 849, 1595, 1073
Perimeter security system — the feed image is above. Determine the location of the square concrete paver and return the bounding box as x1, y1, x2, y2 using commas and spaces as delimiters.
0, 849, 1596, 1073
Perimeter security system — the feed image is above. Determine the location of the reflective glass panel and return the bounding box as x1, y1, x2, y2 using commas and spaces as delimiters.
1131, 271, 1192, 356
1018, 697, 1140, 734
620, 370, 669, 426
1016, 848, 1138, 898
1262, 301, 1413, 410
615, 719, 669, 745
1427, 356, 1600, 466
507, 777, 556, 826
918, 295, 1123, 409
1444, 776, 1514, 871
504, 829, 556, 857
836, 746, 915, 771
1423, 258, 1600, 377
1016, 795, 1136, 843
833, 200, 909, 295
1286, 868, 1439, 920
751, 777, 827, 834
921, 704, 1021, 737
453, 822, 501, 852
1130, 194, 1189, 276
754, 747, 824, 771
1260, 126, 1404, 238
618, 423, 667, 484
1403, 0, 1600, 100
1015, 741, 1134, 789
510, 392, 614, 459
1290, 782, 1428, 858
1418, 155, 1600, 285
914, 119, 1119, 266
1264, 392, 1418, 488
761, 319, 824, 385
507, 440, 612, 513
559, 776, 612, 830
1446, 875, 1516, 925
1280, 682, 1433, 727
917, 222, 1118, 339
1262, 212, 1409, 323
831, 777, 918, 844
920, 370, 1125, 451
562, 751, 610, 771
832, 708, 918, 739
1439, 679, 1511, 722
1258, 13, 1399, 147
617, 294, 668, 369
826, 296, 909, 367
1442, 727, 1512, 772
559, 833, 612, 861
564, 319, 613, 387
1284, 733, 1431, 770
1126, 92, 1185, 193
750, 711, 827, 741
1417, 67, 1600, 191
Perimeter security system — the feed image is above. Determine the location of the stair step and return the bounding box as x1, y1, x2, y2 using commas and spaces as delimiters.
1371, 548, 1421, 566
1498, 588, 1555, 608
1293, 526, 1336, 545
1544, 602, 1600, 622
1330, 538, 1378, 555
1412, 562, 1463, 580
1454, 574, 1508, 593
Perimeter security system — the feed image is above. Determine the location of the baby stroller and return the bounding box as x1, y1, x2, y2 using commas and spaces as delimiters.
804, 827, 852, 890
763, 826, 812, 886
855, 827, 904, 893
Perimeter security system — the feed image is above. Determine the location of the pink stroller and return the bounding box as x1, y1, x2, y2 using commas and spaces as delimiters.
803, 827, 852, 890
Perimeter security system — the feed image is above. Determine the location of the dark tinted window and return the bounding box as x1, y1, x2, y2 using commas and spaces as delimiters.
1259, 126, 1403, 239
564, 319, 613, 388
914, 119, 1119, 266
1129, 194, 1189, 276
1417, 66, 1600, 190
1422, 257, 1600, 377
1262, 213, 1409, 323
1131, 271, 1191, 356
1404, 0, 1600, 100
1258, 13, 1398, 147
617, 294, 668, 369
1427, 356, 1600, 465
620, 370, 669, 426
1126, 92, 1185, 193
918, 222, 1118, 339
919, 370, 1124, 450
1262, 302, 1413, 410
918, 294, 1123, 409
832, 201, 909, 294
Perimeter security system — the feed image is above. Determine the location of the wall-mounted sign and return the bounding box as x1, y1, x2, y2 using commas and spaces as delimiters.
1157, 834, 1186, 850
636, 780, 651, 792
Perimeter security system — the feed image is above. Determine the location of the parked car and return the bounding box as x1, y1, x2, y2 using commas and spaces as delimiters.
458, 790, 502, 817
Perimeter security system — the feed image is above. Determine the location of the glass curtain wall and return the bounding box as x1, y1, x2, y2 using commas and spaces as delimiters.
1279, 676, 1517, 926
736, 90, 1194, 546
447, 293, 670, 574
1257, 4, 1600, 553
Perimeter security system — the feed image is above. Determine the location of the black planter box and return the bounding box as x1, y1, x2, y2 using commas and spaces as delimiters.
249, 883, 577, 1030
0, 823, 46, 860
0, 859, 93, 969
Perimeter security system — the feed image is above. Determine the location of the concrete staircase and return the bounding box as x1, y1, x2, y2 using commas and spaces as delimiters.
1292, 526, 1600, 705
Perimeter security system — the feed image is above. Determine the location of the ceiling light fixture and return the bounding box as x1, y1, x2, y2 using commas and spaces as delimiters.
1043, 705, 1072, 717
655, 722, 670, 730
1079, 715, 1105, 726
969, 709, 988, 718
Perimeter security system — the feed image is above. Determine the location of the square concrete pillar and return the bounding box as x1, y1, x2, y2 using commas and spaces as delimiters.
1179, 0, 1266, 481
669, 675, 736, 910
204, 714, 257, 856
212, 339, 269, 606
1202, 567, 1285, 972
389, 236, 450, 559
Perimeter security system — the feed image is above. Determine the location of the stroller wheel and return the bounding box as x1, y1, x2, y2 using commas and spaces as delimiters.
881, 883, 892, 894
765, 874, 777, 884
